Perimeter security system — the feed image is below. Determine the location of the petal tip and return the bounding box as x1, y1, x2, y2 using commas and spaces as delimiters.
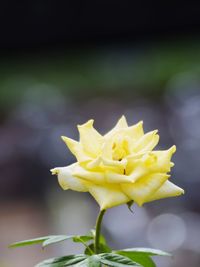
78, 119, 94, 129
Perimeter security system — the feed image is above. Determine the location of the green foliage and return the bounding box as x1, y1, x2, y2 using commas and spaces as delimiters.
9, 231, 172, 267
9, 234, 93, 249
35, 254, 87, 267
115, 248, 171, 257
100, 253, 141, 267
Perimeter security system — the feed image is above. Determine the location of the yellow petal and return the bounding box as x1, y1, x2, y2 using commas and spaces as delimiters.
150, 145, 176, 173
78, 120, 103, 157
121, 173, 169, 206
104, 115, 128, 138
105, 171, 134, 183
145, 180, 184, 202
72, 164, 105, 184
51, 164, 88, 192
61, 136, 91, 162
133, 130, 159, 153
124, 121, 144, 140
84, 182, 130, 210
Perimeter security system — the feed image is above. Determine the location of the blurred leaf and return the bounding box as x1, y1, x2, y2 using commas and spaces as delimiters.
100, 253, 142, 267
73, 235, 93, 243
115, 252, 156, 267
77, 255, 101, 267
35, 254, 87, 267
42, 235, 73, 247
115, 248, 171, 257
9, 236, 54, 248
85, 243, 112, 256
10, 234, 94, 248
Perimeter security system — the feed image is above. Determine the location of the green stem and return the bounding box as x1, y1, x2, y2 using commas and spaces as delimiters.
94, 209, 106, 254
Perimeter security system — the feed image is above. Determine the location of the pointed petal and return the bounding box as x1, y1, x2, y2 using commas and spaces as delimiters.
150, 145, 176, 172
84, 182, 130, 210
51, 164, 88, 192
146, 180, 184, 202
133, 130, 159, 153
121, 173, 169, 206
105, 116, 128, 138
61, 136, 91, 162
78, 120, 103, 157
124, 121, 144, 140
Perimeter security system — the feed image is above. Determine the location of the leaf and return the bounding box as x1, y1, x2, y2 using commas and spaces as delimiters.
100, 253, 142, 267
115, 248, 171, 257
116, 252, 156, 267
126, 200, 134, 213
9, 236, 54, 248
73, 235, 93, 243
35, 254, 87, 267
76, 255, 101, 267
42, 235, 74, 247
84, 243, 112, 255
9, 234, 93, 249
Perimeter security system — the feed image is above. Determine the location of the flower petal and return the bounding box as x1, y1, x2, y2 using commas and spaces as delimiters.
123, 121, 144, 140
84, 182, 130, 210
150, 145, 176, 173
133, 130, 159, 153
72, 164, 105, 184
104, 115, 128, 138
78, 120, 103, 157
51, 164, 88, 192
121, 173, 169, 206
61, 136, 91, 162
105, 171, 134, 183
145, 180, 184, 202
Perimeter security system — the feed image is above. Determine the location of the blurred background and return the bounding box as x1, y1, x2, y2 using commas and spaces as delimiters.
0, 1, 200, 266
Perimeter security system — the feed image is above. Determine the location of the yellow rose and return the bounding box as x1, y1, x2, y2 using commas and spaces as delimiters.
51, 116, 184, 210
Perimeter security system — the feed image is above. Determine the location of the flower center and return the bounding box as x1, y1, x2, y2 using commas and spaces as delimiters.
112, 138, 130, 161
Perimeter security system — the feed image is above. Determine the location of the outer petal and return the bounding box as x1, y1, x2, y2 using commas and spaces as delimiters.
61, 136, 91, 162
121, 173, 169, 206
126, 146, 176, 180
145, 180, 184, 202
104, 115, 128, 138
51, 164, 88, 192
150, 145, 176, 173
123, 121, 144, 140
72, 164, 105, 184
78, 120, 103, 157
133, 130, 159, 153
83, 182, 130, 210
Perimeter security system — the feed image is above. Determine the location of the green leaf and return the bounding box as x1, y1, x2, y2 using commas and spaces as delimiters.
115, 248, 171, 257
76, 255, 101, 267
9, 236, 54, 248
84, 243, 112, 256
116, 252, 156, 267
100, 253, 142, 267
73, 235, 93, 243
42, 235, 74, 247
9, 234, 94, 249
35, 254, 87, 267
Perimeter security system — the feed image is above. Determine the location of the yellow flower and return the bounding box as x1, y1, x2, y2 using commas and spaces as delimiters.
51, 116, 184, 210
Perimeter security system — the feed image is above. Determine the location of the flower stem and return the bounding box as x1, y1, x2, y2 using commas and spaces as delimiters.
94, 209, 106, 254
